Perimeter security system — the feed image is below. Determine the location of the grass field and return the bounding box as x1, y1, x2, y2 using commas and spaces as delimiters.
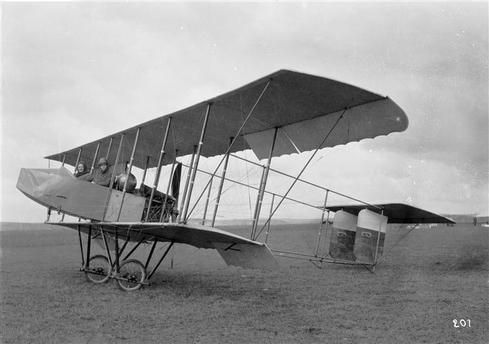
0, 222, 487, 344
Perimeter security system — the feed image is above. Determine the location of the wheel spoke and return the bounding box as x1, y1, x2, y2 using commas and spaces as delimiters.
85, 255, 111, 284
117, 259, 146, 291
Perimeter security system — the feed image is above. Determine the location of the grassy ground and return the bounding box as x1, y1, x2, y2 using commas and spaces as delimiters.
0, 222, 487, 344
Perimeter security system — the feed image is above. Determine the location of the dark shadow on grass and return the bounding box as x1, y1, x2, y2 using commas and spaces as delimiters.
146, 267, 286, 300
431, 245, 489, 272
452, 251, 489, 271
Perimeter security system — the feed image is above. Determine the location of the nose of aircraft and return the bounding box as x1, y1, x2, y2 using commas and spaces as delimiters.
16, 167, 73, 208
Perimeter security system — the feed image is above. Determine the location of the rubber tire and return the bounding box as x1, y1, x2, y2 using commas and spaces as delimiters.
117, 259, 146, 291
85, 255, 111, 284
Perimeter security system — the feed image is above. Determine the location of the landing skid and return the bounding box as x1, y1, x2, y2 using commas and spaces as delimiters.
271, 249, 377, 272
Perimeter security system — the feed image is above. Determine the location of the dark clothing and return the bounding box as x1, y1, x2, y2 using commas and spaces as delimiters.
79, 165, 114, 187
75, 170, 89, 178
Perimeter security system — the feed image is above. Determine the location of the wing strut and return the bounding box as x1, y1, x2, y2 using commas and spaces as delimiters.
102, 133, 125, 220
185, 79, 272, 223
74, 148, 82, 174
254, 108, 347, 240
160, 156, 178, 222
139, 155, 151, 189
178, 146, 196, 221
251, 127, 278, 240
105, 137, 113, 160
211, 137, 233, 227
201, 176, 213, 225
181, 103, 212, 222
116, 127, 141, 221
89, 142, 101, 173
146, 117, 172, 222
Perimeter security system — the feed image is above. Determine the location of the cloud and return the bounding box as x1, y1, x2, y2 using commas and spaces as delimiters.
1, 2, 488, 222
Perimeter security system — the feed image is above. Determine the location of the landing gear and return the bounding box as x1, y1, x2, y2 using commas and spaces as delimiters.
85, 255, 111, 283
83, 255, 146, 290
78, 225, 173, 291
116, 259, 147, 291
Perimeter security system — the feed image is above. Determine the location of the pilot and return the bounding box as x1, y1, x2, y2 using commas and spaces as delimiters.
79, 157, 114, 187
74, 161, 89, 178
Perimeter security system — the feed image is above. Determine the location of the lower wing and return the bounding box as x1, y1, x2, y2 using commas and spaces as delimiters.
52, 222, 278, 270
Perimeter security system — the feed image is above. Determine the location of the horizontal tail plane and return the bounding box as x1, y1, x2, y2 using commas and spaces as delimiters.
324, 203, 455, 224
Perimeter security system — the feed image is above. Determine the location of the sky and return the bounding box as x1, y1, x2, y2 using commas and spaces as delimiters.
1, 2, 488, 223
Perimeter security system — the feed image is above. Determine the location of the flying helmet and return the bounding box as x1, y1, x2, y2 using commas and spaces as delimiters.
97, 157, 109, 166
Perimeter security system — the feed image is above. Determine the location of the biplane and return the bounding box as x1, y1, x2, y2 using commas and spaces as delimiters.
17, 70, 454, 291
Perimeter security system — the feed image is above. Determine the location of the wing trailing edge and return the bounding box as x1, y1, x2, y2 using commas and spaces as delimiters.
244, 97, 407, 159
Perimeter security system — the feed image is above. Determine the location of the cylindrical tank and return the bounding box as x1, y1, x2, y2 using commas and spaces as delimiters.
115, 173, 137, 193
354, 209, 388, 264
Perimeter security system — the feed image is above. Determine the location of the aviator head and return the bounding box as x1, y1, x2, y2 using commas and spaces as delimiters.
97, 157, 109, 172
77, 162, 87, 173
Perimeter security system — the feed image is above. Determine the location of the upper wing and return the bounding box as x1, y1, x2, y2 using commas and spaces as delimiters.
324, 203, 455, 224
55, 222, 278, 270
45, 69, 408, 167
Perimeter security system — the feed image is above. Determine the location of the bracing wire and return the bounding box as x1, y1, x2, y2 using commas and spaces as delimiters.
185, 80, 271, 221
253, 108, 347, 240
244, 150, 254, 222
184, 160, 261, 220
373, 224, 419, 267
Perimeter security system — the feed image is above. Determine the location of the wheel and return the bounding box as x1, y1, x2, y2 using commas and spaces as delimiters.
117, 259, 146, 291
85, 255, 111, 284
